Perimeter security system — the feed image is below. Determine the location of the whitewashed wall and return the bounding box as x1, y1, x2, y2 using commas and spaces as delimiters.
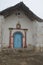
0, 15, 4, 48
36, 22, 43, 47
2, 10, 34, 47
1, 10, 43, 48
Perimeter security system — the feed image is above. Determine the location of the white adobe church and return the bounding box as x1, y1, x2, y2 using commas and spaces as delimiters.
0, 2, 43, 49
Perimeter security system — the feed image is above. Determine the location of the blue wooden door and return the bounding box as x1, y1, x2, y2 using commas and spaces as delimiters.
13, 32, 23, 48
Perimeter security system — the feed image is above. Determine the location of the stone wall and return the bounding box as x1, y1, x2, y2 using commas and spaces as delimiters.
0, 48, 43, 65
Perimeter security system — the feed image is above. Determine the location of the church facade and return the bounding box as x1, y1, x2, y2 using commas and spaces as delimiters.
0, 2, 43, 49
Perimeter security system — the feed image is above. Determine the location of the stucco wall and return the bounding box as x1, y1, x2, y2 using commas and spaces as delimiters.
0, 10, 43, 48
0, 15, 4, 48
37, 22, 43, 47
2, 10, 35, 47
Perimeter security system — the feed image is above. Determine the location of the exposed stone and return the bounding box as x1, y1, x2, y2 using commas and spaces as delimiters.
0, 48, 43, 65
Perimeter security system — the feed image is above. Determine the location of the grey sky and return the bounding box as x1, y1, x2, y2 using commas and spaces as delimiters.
0, 0, 43, 19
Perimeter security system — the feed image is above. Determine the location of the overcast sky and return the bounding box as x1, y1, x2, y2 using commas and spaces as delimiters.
0, 0, 43, 19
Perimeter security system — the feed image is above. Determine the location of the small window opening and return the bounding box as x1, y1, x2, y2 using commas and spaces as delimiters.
18, 12, 20, 15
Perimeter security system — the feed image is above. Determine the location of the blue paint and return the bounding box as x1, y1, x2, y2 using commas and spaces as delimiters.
13, 32, 23, 48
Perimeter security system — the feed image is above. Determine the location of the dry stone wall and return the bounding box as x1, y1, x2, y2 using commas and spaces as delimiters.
0, 48, 43, 65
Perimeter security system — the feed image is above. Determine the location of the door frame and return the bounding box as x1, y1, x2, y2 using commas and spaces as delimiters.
9, 28, 28, 48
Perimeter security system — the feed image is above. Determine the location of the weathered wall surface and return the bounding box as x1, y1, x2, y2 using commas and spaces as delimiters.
37, 22, 43, 47
0, 10, 43, 49
0, 15, 4, 48
2, 10, 34, 47
36, 22, 43, 51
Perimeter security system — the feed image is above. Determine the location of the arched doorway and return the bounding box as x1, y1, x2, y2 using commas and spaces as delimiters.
13, 32, 23, 48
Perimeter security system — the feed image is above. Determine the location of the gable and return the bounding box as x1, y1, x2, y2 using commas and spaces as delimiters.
0, 2, 43, 22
